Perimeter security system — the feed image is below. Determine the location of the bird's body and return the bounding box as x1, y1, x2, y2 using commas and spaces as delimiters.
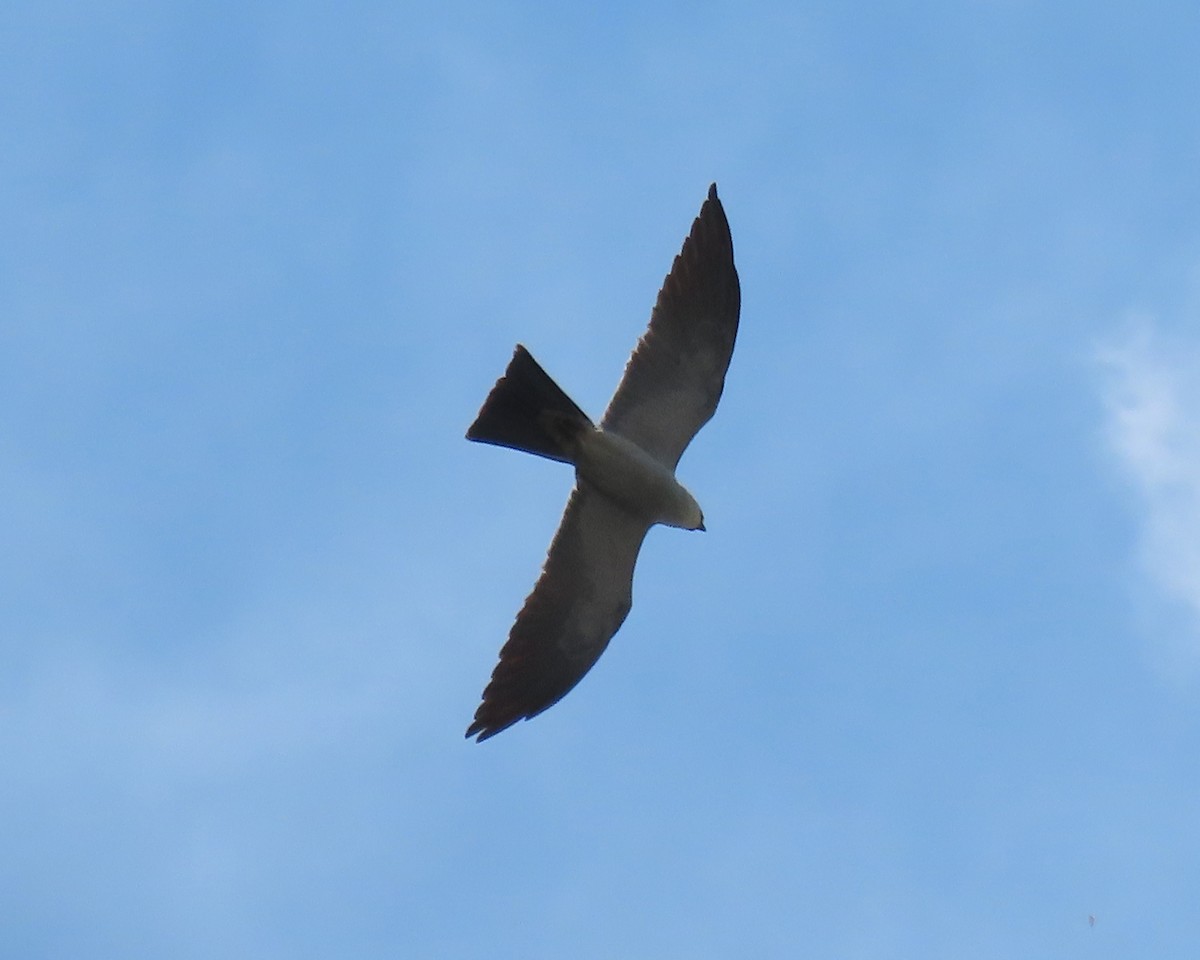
573, 427, 704, 530
465, 184, 740, 741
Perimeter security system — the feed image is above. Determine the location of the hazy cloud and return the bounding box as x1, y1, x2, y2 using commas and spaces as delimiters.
1099, 320, 1200, 659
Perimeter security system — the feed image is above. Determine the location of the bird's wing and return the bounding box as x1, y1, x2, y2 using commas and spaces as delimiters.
600, 183, 741, 468
466, 483, 651, 741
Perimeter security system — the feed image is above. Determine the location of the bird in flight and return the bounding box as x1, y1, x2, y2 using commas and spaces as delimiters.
465, 184, 741, 741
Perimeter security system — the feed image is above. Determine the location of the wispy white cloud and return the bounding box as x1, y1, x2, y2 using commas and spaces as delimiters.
1099, 320, 1200, 662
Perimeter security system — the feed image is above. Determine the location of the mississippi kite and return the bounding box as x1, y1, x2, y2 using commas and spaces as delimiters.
465, 184, 740, 741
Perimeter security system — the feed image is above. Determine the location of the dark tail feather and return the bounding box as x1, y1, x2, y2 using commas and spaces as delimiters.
467, 345, 593, 463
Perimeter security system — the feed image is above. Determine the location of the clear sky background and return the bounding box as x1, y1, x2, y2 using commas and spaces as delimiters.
4, 2, 1200, 957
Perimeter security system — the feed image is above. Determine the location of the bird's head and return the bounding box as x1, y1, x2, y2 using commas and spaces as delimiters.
669, 487, 705, 532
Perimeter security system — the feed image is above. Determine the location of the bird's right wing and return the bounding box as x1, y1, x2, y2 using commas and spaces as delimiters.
466, 483, 651, 741
601, 183, 740, 468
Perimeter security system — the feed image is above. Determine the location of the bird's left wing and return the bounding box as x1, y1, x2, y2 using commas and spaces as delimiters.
601, 183, 740, 468
467, 483, 651, 741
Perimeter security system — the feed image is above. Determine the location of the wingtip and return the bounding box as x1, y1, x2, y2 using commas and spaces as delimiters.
466, 704, 522, 742
707, 182, 718, 200
465, 720, 488, 742
465, 719, 508, 743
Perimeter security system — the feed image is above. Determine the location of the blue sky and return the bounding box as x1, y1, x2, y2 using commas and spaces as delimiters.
4, 1, 1200, 956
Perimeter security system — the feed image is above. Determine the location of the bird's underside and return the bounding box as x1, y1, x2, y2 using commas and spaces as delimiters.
465, 183, 740, 741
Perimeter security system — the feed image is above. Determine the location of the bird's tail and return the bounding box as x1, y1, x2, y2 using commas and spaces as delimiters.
467, 345, 594, 463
